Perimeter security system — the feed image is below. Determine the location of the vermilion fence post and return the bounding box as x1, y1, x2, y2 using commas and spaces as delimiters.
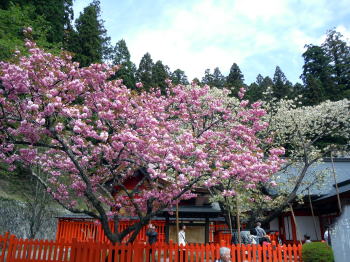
247, 244, 252, 261
69, 238, 76, 262
263, 244, 268, 262
292, 244, 298, 262
287, 244, 291, 262
298, 244, 302, 262
0, 232, 9, 262
252, 244, 257, 262
169, 241, 174, 262
236, 244, 241, 262
6, 235, 16, 262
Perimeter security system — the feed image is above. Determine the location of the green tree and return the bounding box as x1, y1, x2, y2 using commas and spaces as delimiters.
192, 77, 201, 85
226, 63, 244, 96
171, 69, 189, 85
322, 29, 350, 99
201, 68, 213, 86
303, 77, 326, 105
0, 4, 57, 61
1, 0, 73, 44
69, 0, 111, 67
136, 52, 154, 91
212, 67, 225, 88
301, 44, 333, 104
152, 60, 169, 95
272, 66, 292, 99
291, 82, 304, 101
111, 39, 136, 89
31, 0, 73, 43
246, 74, 270, 102
0, 0, 9, 9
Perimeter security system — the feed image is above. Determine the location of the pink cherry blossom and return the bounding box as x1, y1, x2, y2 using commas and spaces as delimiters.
0, 40, 284, 243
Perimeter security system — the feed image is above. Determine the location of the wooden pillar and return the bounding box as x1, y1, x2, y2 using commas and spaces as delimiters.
278, 215, 285, 243
165, 216, 170, 243
290, 213, 297, 243
289, 205, 302, 245
331, 152, 342, 214
205, 217, 209, 244
308, 187, 319, 240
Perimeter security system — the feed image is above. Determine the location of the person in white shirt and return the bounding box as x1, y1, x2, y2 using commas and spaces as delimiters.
324, 226, 331, 246
304, 235, 312, 243
178, 224, 187, 246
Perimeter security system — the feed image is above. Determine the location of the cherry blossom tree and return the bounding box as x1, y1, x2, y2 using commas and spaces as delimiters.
0, 39, 284, 243
207, 89, 349, 229
259, 95, 350, 225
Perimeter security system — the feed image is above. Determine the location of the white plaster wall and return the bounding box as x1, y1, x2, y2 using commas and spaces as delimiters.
284, 216, 293, 240
295, 216, 321, 240
269, 217, 279, 231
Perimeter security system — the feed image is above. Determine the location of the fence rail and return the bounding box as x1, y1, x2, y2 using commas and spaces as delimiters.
0, 233, 302, 262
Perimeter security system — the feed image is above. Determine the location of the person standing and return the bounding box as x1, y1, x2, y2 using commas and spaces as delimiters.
304, 235, 312, 243
146, 224, 158, 261
255, 222, 267, 237
214, 247, 231, 262
178, 224, 187, 246
146, 224, 158, 244
255, 222, 267, 244
324, 226, 331, 246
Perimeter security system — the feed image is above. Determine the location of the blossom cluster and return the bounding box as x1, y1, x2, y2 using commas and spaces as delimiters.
0, 40, 285, 218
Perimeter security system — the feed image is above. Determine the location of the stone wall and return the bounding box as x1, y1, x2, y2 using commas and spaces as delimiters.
0, 198, 58, 239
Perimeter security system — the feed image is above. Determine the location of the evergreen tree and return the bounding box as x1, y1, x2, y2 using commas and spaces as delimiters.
212, 67, 225, 88
322, 29, 350, 99
246, 82, 260, 102
256, 74, 264, 86
192, 77, 201, 85
0, 0, 11, 9
1, 0, 73, 44
152, 60, 169, 95
201, 69, 213, 86
171, 69, 189, 85
69, 0, 111, 67
303, 76, 326, 105
301, 44, 333, 104
246, 74, 269, 102
32, 0, 73, 43
111, 39, 136, 89
291, 82, 304, 101
136, 52, 154, 91
226, 63, 244, 96
0, 4, 57, 61
272, 66, 292, 99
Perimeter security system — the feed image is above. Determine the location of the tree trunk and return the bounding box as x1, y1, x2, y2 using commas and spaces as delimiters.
262, 161, 311, 225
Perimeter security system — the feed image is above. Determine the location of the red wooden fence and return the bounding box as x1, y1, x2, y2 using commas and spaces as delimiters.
0, 233, 303, 262
57, 220, 281, 245
56, 219, 166, 243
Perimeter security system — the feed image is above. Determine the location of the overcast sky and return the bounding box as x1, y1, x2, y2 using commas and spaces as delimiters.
73, 0, 350, 84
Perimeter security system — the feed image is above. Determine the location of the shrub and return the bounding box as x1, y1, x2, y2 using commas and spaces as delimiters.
302, 242, 334, 262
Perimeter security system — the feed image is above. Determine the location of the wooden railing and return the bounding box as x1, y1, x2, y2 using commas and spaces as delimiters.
0, 233, 303, 262
56, 219, 166, 243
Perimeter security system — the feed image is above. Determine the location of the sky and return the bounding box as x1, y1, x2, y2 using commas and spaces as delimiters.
73, 0, 350, 84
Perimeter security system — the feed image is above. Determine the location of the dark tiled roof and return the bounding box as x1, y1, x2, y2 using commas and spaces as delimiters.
273, 160, 350, 197
315, 181, 350, 201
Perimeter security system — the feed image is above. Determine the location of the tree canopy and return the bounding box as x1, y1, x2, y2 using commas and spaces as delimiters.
0, 40, 284, 243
